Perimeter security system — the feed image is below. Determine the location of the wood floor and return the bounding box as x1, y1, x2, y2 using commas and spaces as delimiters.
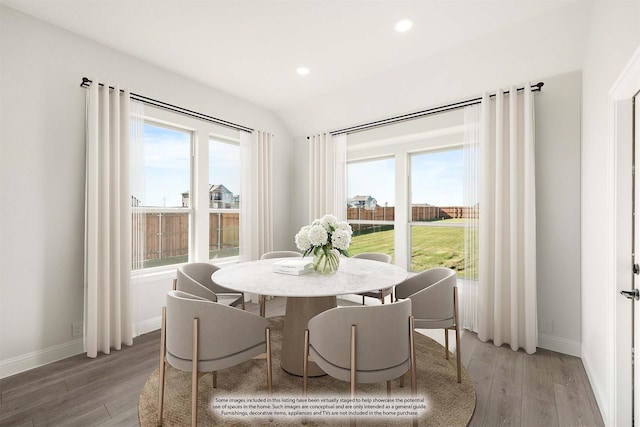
0, 297, 604, 427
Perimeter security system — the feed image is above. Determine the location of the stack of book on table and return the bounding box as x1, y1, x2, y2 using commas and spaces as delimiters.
272, 259, 313, 275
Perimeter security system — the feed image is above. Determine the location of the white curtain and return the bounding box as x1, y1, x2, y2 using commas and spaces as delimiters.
478, 83, 537, 354
239, 131, 254, 263
84, 79, 134, 358
253, 131, 273, 259
308, 132, 347, 221
239, 130, 273, 303
460, 104, 480, 332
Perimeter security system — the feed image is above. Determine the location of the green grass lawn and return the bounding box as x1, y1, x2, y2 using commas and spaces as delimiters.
349, 222, 478, 278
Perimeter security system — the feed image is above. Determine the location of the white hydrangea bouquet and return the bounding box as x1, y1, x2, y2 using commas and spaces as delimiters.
294, 214, 352, 274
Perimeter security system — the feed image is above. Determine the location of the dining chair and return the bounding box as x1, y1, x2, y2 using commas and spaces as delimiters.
174, 262, 244, 310
303, 299, 417, 427
260, 250, 302, 259
157, 290, 272, 427
258, 250, 302, 316
394, 267, 461, 383
352, 252, 394, 304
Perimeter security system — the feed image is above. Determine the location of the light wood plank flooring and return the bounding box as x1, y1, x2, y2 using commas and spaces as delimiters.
0, 297, 604, 426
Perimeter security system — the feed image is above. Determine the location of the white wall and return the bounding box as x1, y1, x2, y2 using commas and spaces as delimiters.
295, 71, 583, 356
535, 71, 582, 355
581, 1, 640, 425
0, 5, 294, 377
281, 2, 589, 138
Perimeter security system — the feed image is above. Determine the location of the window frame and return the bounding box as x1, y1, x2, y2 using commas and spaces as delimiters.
134, 106, 242, 274
208, 136, 241, 261
347, 116, 466, 271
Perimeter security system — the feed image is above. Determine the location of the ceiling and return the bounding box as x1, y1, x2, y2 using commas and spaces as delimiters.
1, 0, 578, 119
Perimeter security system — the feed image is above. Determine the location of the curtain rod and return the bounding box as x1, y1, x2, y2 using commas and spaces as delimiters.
324, 81, 544, 136
80, 77, 254, 133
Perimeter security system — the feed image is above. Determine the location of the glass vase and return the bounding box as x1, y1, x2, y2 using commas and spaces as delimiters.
313, 248, 340, 275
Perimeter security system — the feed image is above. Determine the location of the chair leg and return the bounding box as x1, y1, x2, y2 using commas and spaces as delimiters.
399, 372, 405, 388
380, 290, 385, 304
454, 286, 461, 384
157, 307, 167, 427
455, 324, 462, 384
350, 325, 357, 427
303, 329, 309, 425
386, 380, 391, 397
266, 328, 273, 395
241, 292, 246, 310
191, 318, 199, 427
172, 278, 177, 291
260, 295, 266, 317
409, 316, 418, 427
362, 295, 365, 305
445, 328, 449, 360
212, 371, 217, 388
303, 329, 309, 396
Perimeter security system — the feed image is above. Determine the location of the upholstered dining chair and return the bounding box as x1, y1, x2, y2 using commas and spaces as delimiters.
352, 252, 394, 304
157, 290, 273, 427
303, 299, 417, 427
174, 262, 244, 310
260, 250, 302, 259
394, 267, 461, 383
258, 250, 302, 316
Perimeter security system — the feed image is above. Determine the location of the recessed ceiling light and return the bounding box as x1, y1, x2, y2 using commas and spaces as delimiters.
296, 67, 310, 76
394, 19, 413, 33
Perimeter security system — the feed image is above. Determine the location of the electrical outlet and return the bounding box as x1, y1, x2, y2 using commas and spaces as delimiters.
540, 319, 553, 333
72, 322, 83, 337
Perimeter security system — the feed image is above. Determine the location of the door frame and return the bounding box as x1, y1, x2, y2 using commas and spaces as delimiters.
611, 45, 640, 427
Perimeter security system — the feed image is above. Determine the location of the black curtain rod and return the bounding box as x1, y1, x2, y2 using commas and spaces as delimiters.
80, 77, 254, 133
322, 82, 544, 137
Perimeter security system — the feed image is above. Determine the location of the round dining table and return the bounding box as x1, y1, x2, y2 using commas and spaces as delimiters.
211, 256, 408, 376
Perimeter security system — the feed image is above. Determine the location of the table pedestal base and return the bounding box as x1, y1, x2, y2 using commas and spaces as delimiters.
280, 296, 337, 376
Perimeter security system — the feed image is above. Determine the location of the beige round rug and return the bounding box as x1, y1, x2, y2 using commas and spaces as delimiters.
139, 317, 475, 426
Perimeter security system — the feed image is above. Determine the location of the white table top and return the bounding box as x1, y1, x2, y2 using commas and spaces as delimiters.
212, 257, 408, 297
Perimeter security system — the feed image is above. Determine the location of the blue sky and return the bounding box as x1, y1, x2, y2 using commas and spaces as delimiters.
143, 124, 466, 208
142, 124, 240, 207
347, 149, 465, 207
143, 123, 190, 207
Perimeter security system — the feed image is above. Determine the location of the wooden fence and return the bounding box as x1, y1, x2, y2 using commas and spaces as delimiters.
137, 206, 475, 264
138, 211, 239, 263
347, 205, 478, 223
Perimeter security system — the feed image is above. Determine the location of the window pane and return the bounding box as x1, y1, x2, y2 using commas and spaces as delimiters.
410, 149, 463, 219
349, 225, 395, 261
411, 225, 469, 274
137, 123, 191, 269
209, 139, 240, 259
348, 158, 395, 209
410, 148, 469, 275
143, 124, 191, 208
347, 158, 395, 256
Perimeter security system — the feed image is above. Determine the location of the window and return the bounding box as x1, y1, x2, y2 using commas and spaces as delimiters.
346, 108, 476, 274
410, 148, 470, 276
347, 157, 395, 260
137, 122, 192, 269
133, 106, 242, 271
209, 138, 240, 259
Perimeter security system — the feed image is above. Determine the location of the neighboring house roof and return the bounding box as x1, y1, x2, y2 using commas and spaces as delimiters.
181, 185, 234, 197
209, 184, 232, 194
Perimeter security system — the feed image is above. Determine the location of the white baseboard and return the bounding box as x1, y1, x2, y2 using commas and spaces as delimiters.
0, 338, 84, 379
1, 316, 163, 380
581, 352, 609, 425
538, 333, 581, 357
136, 316, 162, 335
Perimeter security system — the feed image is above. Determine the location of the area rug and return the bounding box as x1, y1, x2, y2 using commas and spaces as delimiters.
139, 317, 475, 426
